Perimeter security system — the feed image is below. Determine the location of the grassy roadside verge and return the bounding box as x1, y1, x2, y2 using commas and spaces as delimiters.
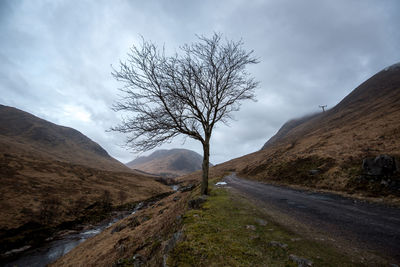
167, 183, 364, 266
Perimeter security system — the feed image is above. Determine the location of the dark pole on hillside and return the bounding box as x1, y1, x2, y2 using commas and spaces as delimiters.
319, 105, 327, 112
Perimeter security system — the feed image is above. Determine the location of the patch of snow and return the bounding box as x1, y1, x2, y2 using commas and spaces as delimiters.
384, 62, 400, 71
215, 181, 227, 186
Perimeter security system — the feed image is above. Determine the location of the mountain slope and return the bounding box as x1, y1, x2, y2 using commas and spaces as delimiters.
212, 63, 400, 196
0, 105, 170, 254
261, 113, 319, 150
0, 104, 129, 172
261, 62, 400, 151
127, 149, 207, 177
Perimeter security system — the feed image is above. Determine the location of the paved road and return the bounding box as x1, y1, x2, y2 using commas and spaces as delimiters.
224, 173, 400, 261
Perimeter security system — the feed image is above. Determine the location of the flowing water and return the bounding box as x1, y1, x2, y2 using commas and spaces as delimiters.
171, 184, 180, 191
4, 203, 143, 267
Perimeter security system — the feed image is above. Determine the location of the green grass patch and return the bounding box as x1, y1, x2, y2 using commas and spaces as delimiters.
168, 185, 363, 267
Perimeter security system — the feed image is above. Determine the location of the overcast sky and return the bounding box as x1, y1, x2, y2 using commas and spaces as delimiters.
1, 0, 399, 164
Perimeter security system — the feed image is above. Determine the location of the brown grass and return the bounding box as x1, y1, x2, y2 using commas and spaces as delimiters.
51, 186, 194, 267
0, 153, 170, 231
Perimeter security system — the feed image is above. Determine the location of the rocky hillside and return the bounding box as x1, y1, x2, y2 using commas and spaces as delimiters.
127, 149, 208, 178
213, 63, 400, 197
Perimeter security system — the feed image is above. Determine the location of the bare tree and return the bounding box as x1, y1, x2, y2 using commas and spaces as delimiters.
111, 33, 259, 195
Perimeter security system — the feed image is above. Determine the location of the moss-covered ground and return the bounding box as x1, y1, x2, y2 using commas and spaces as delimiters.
168, 183, 364, 267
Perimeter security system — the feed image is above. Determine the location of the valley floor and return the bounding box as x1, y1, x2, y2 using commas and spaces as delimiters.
21, 173, 400, 266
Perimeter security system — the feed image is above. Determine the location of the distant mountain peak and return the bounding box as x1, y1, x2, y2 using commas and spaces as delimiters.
126, 148, 210, 177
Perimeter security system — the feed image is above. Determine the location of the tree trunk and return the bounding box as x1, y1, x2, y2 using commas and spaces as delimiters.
201, 138, 210, 195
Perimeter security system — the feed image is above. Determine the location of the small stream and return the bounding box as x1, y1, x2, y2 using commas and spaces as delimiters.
171, 184, 180, 191
4, 203, 144, 267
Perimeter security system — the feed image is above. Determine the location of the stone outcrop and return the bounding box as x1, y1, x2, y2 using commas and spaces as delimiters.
362, 154, 397, 177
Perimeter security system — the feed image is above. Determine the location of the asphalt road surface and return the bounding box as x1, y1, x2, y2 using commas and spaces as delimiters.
224, 173, 400, 262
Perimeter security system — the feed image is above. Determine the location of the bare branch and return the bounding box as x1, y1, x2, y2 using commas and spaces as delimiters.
111, 33, 259, 194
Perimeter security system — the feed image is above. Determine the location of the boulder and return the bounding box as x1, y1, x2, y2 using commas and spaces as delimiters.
362, 154, 397, 176
245, 225, 256, 231
188, 195, 208, 209
255, 218, 268, 226
163, 231, 183, 267
269, 241, 288, 249
179, 184, 195, 192
132, 254, 144, 267
289, 254, 313, 266
111, 223, 127, 234
308, 169, 320, 175
164, 231, 183, 254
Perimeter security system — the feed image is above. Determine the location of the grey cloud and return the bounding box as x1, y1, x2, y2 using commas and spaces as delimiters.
0, 0, 399, 164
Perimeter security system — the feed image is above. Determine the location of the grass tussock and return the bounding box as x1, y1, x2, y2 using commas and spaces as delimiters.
168, 186, 362, 267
